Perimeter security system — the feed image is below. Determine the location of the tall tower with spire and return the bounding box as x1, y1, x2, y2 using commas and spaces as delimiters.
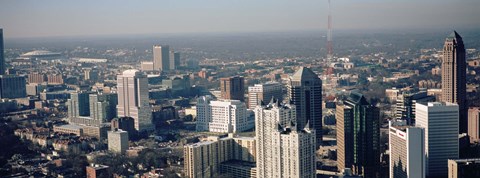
441, 31, 467, 133
288, 67, 323, 147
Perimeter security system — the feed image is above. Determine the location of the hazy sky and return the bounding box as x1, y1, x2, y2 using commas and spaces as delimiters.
1, 0, 479, 38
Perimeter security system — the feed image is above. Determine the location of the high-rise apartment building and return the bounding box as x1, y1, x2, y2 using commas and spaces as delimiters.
67, 91, 92, 118
153, 45, 170, 71
107, 129, 129, 154
287, 67, 323, 147
117, 70, 153, 132
415, 102, 459, 177
184, 135, 256, 178
196, 96, 254, 133
441, 31, 467, 133
247, 82, 283, 109
0, 28, 4, 75
468, 107, 480, 143
255, 102, 316, 178
0, 75, 26, 99
220, 76, 245, 101
389, 121, 425, 178
336, 92, 380, 178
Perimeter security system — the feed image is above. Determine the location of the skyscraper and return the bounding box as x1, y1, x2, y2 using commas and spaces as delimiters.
117, 70, 153, 132
67, 91, 92, 118
287, 67, 322, 147
415, 102, 459, 177
389, 121, 425, 178
169, 51, 180, 70
153, 45, 170, 71
247, 82, 283, 109
255, 102, 316, 178
441, 31, 467, 133
220, 76, 245, 101
336, 92, 380, 178
0, 28, 5, 75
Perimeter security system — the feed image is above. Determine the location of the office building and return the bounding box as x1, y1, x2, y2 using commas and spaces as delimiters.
86, 164, 110, 178
107, 129, 129, 154
415, 102, 459, 177
395, 91, 435, 124
220, 76, 245, 101
469, 108, 480, 143
389, 121, 425, 178
255, 102, 316, 178
111, 117, 136, 138
153, 45, 170, 71
67, 92, 92, 118
196, 96, 254, 133
247, 82, 283, 109
0, 28, 4, 75
448, 158, 480, 178
336, 92, 380, 178
441, 31, 467, 133
0, 75, 26, 99
287, 67, 323, 147
184, 135, 256, 178
117, 70, 153, 132
169, 51, 180, 70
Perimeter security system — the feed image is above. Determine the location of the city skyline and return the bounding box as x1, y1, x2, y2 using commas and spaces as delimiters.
1, 1, 479, 177
0, 0, 479, 38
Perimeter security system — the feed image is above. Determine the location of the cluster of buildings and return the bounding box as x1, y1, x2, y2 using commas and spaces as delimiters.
2, 24, 480, 178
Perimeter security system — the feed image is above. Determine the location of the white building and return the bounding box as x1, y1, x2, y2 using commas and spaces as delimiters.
117, 70, 153, 132
108, 129, 129, 154
389, 121, 425, 178
196, 96, 253, 133
255, 102, 316, 178
415, 102, 459, 177
247, 82, 283, 109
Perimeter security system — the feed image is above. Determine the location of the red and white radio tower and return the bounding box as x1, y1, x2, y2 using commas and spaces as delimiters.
327, 0, 333, 61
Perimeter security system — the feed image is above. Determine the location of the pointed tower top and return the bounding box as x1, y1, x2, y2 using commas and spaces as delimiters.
291, 67, 319, 81
447, 31, 462, 40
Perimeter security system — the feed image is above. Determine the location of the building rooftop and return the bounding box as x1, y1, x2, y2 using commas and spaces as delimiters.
450, 158, 480, 165
54, 124, 82, 130
21, 50, 61, 57
291, 67, 319, 81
